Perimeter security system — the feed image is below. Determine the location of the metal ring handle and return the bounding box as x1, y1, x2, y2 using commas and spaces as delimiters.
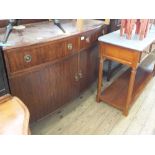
74, 73, 79, 81
24, 54, 32, 63
67, 43, 73, 50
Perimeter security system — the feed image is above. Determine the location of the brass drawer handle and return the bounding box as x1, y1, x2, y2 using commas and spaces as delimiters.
78, 71, 83, 78
24, 54, 32, 63
74, 73, 79, 81
67, 43, 73, 50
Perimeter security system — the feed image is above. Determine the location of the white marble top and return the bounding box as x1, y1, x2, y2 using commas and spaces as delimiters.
98, 25, 155, 51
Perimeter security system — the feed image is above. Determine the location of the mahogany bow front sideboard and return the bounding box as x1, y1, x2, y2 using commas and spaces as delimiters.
97, 26, 155, 116
0, 20, 106, 121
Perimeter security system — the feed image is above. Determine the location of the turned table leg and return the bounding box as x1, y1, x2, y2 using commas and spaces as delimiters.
96, 58, 105, 102
107, 60, 112, 81
123, 68, 137, 116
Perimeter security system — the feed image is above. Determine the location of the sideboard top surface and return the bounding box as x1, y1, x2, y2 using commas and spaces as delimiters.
0, 19, 104, 50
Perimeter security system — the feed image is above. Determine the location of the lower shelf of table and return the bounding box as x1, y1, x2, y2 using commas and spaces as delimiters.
99, 64, 154, 111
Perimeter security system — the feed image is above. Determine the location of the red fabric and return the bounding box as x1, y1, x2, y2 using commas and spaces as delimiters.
120, 19, 150, 40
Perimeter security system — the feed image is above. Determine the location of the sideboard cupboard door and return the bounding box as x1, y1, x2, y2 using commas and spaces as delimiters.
79, 49, 89, 93
87, 45, 99, 84
79, 27, 103, 51
9, 54, 79, 121
79, 45, 99, 93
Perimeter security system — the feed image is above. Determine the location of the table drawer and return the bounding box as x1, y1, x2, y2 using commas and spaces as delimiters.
6, 37, 78, 73
101, 43, 140, 66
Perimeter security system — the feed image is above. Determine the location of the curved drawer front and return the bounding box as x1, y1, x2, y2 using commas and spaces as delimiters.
79, 27, 103, 50
6, 36, 79, 73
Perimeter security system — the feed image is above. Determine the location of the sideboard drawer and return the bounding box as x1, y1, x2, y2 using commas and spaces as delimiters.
6, 37, 79, 73
79, 28, 102, 51
65, 36, 79, 55
79, 31, 92, 50
6, 43, 65, 73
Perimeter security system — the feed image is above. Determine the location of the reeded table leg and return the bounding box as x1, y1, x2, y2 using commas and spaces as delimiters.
123, 68, 137, 116
107, 60, 112, 81
96, 58, 105, 102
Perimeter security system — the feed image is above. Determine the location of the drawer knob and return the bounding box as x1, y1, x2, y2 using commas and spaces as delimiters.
24, 54, 32, 63
86, 37, 90, 43
80, 36, 85, 40
67, 43, 73, 50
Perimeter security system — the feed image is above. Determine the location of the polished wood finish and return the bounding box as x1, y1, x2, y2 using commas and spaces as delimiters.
2, 20, 105, 121
96, 58, 104, 102
0, 94, 30, 135
87, 46, 99, 86
1, 20, 104, 50
124, 68, 137, 116
9, 55, 79, 121
79, 45, 99, 93
106, 19, 122, 81
101, 43, 140, 67
97, 41, 155, 116
5, 36, 79, 74
100, 66, 153, 110
0, 19, 47, 28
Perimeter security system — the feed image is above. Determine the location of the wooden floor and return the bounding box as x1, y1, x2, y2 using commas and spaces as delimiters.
31, 52, 155, 135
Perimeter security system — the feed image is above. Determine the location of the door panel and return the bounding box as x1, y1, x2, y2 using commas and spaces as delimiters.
79, 45, 99, 93
10, 54, 79, 121
79, 49, 89, 92
87, 45, 99, 84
